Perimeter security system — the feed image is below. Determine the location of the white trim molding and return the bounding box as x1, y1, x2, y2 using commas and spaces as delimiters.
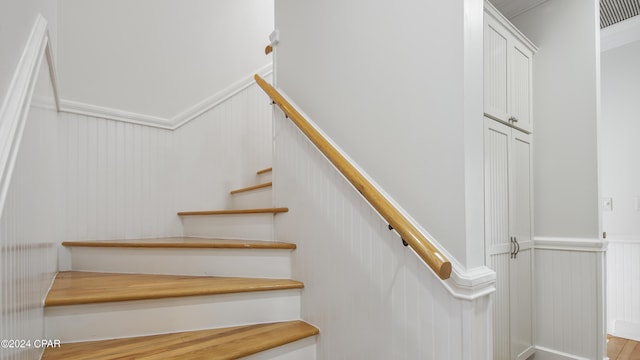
58, 64, 273, 131
0, 14, 58, 219
601, 15, 640, 52
534, 346, 592, 360
534, 237, 607, 252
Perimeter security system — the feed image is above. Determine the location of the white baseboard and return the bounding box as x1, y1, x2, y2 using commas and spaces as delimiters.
612, 320, 640, 342
534, 346, 591, 360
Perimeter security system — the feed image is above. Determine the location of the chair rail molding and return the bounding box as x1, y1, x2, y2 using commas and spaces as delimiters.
58, 64, 273, 131
534, 237, 607, 252
0, 14, 59, 219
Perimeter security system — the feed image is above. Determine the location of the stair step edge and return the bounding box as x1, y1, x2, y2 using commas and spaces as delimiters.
177, 207, 288, 216
62, 237, 295, 250
256, 167, 273, 175
42, 320, 319, 360
230, 182, 273, 195
45, 272, 303, 307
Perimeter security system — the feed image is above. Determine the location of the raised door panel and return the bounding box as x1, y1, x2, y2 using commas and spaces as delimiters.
484, 17, 510, 123
485, 118, 512, 360
511, 130, 532, 248
510, 248, 534, 360
510, 129, 534, 359
490, 253, 511, 360
485, 118, 511, 255
510, 44, 533, 133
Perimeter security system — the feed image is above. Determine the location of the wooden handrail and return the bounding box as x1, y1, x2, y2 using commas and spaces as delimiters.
254, 75, 452, 280
265, 45, 273, 55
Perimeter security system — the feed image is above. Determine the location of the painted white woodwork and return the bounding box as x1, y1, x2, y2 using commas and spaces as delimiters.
57, 0, 274, 120
241, 337, 316, 360
0, 0, 56, 108
45, 290, 302, 343
533, 244, 606, 360
484, 2, 536, 134
484, 118, 534, 359
272, 106, 494, 359
607, 237, 640, 341
0, 16, 59, 359
60, 74, 273, 241
181, 214, 276, 240
66, 247, 292, 278
275, 0, 487, 268
230, 187, 273, 209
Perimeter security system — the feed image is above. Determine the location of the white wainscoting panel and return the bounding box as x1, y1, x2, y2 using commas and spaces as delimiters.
534, 245, 606, 360
607, 236, 640, 341
273, 110, 469, 359
59, 112, 181, 240
60, 74, 273, 241
0, 43, 59, 359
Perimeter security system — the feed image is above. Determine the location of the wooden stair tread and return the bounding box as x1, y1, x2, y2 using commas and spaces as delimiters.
230, 182, 272, 195
177, 207, 288, 216
62, 237, 295, 250
41, 320, 319, 360
256, 167, 272, 175
45, 272, 303, 306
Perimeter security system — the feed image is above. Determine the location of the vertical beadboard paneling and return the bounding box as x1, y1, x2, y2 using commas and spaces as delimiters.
484, 21, 509, 119
510, 46, 531, 129
61, 75, 273, 240
607, 238, 640, 339
60, 112, 181, 240
0, 58, 59, 360
490, 254, 510, 360
273, 111, 463, 359
535, 248, 599, 358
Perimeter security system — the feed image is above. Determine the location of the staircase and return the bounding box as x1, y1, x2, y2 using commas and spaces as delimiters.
42, 167, 319, 359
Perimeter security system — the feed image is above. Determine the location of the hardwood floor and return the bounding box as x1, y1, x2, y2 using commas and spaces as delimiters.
608, 335, 640, 360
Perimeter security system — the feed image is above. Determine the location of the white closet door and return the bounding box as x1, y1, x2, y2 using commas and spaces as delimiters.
485, 16, 510, 122
509, 130, 534, 359
510, 44, 533, 133
484, 118, 512, 360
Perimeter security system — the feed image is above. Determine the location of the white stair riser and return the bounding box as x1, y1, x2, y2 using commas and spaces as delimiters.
229, 188, 273, 209
45, 290, 301, 343
181, 214, 275, 240
66, 247, 293, 278
257, 172, 272, 183
242, 336, 316, 360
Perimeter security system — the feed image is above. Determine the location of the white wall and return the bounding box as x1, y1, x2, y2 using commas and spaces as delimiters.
0, 38, 59, 360
57, 0, 273, 120
511, 1, 606, 358
601, 40, 640, 236
0, 0, 57, 108
274, 0, 485, 269
511, 0, 601, 240
601, 38, 640, 339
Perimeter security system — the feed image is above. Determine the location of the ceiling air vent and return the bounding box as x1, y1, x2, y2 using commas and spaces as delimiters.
600, 0, 640, 28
